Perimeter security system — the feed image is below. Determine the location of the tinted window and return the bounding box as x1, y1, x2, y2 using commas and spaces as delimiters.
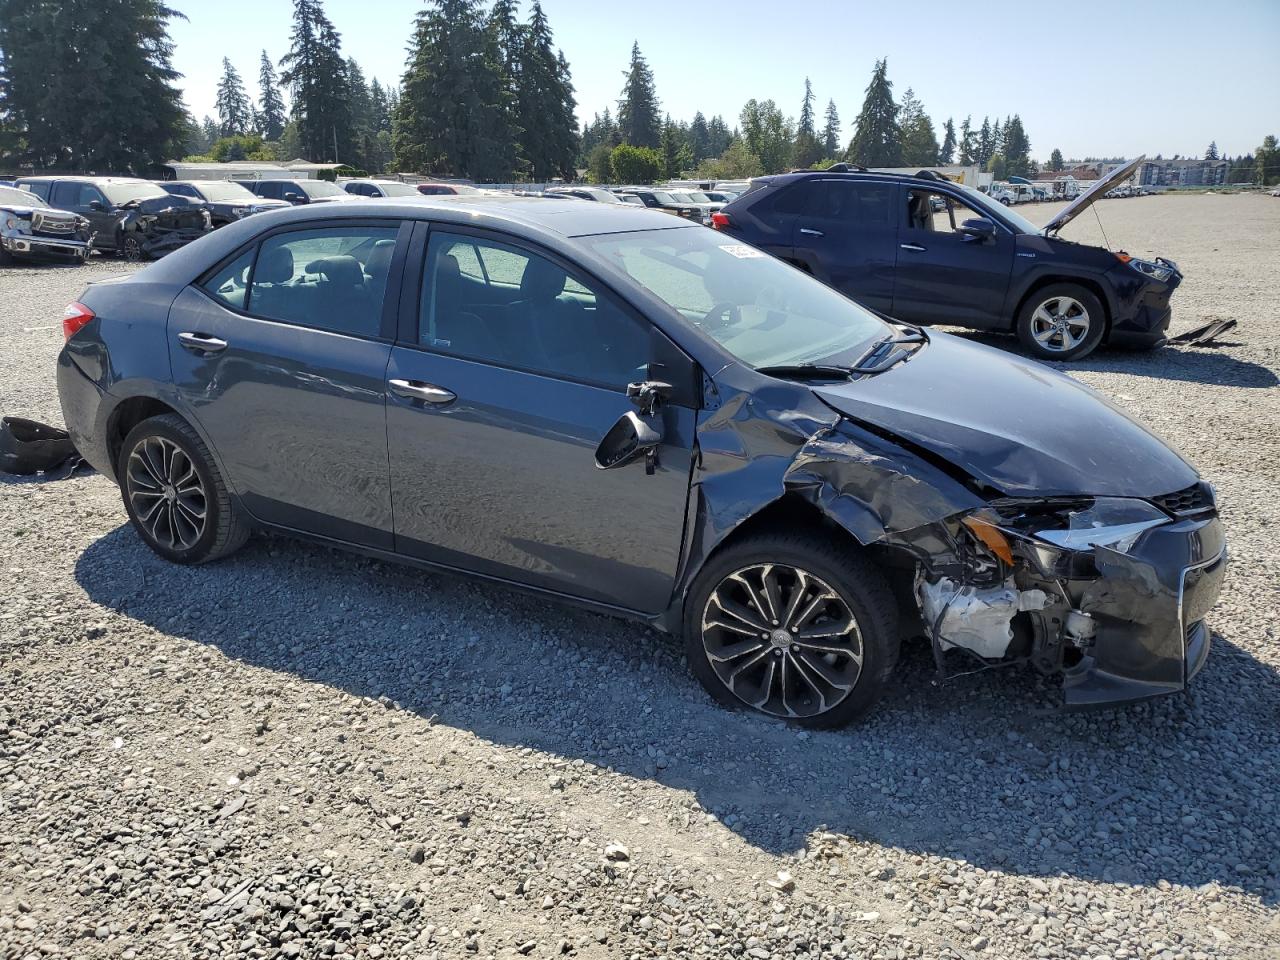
255, 182, 281, 200
765, 182, 813, 216
201, 248, 255, 311
50, 182, 88, 207
421, 232, 648, 389
809, 181, 894, 224
248, 227, 399, 338
18, 181, 50, 201
166, 183, 198, 198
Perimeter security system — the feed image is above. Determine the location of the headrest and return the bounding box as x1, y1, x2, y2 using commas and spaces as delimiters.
519, 256, 567, 302
437, 252, 462, 281
256, 246, 294, 283
365, 239, 395, 281
305, 255, 364, 287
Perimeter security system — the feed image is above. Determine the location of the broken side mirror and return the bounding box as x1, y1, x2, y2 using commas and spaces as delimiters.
595, 410, 663, 473
959, 217, 996, 243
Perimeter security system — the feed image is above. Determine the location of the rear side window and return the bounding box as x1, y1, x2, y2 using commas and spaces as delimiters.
760, 182, 813, 216
809, 181, 894, 224
247, 226, 399, 338
203, 248, 255, 311
19, 181, 50, 201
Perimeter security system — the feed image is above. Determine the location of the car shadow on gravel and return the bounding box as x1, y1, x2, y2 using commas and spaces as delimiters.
75, 525, 1280, 904
942, 330, 1279, 389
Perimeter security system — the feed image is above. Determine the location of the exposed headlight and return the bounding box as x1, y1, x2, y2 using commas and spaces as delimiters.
3, 215, 31, 234
1031, 497, 1169, 553
1126, 257, 1174, 283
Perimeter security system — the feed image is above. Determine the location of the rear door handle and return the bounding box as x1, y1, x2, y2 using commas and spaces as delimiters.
388, 379, 456, 405
177, 331, 228, 354
798, 227, 824, 237
899, 243, 927, 252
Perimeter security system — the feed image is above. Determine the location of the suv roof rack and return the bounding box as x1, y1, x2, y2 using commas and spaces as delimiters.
913, 170, 950, 182
787, 162, 869, 174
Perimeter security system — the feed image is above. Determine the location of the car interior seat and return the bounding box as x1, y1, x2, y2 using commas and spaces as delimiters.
305, 255, 375, 335
249, 245, 296, 318
908, 192, 934, 231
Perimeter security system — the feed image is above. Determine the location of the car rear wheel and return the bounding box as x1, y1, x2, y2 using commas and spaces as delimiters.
118, 414, 250, 564
684, 531, 899, 728
1016, 284, 1106, 360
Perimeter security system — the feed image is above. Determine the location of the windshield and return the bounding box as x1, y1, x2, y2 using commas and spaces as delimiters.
300, 180, 347, 198
651, 191, 677, 204
685, 191, 712, 203
372, 181, 420, 196
194, 181, 257, 202
957, 183, 1041, 234
582, 227, 889, 369
588, 189, 620, 203
102, 181, 169, 205
0, 185, 48, 208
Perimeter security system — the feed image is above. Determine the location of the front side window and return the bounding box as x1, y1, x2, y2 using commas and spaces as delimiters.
905, 190, 991, 235
246, 226, 399, 337
420, 232, 648, 389
74, 183, 108, 208
582, 226, 889, 369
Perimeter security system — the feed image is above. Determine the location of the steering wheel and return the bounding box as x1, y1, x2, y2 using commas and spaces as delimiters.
701, 301, 743, 330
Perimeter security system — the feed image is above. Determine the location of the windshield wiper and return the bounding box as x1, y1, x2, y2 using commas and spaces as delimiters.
754, 363, 853, 381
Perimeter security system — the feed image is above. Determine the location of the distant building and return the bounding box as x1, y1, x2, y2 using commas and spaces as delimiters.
1138, 158, 1229, 187
162, 160, 307, 181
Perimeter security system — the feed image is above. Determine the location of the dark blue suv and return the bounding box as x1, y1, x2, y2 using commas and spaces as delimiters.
713, 157, 1181, 360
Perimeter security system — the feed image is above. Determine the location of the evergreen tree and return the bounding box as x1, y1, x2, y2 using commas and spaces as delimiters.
898, 88, 938, 166
200, 115, 221, 150
0, 0, 187, 172
394, 0, 516, 180
659, 116, 683, 178
180, 111, 209, 156
486, 0, 525, 173
1049, 148, 1064, 171
279, 0, 353, 161
976, 116, 993, 166
216, 58, 253, 136
821, 99, 840, 158
515, 2, 577, 180
1205, 140, 1218, 160
257, 50, 288, 141
939, 117, 956, 165
1001, 114, 1031, 178
792, 78, 822, 168
845, 58, 901, 167
345, 57, 376, 171
1256, 134, 1279, 185
689, 112, 711, 163
707, 115, 732, 156
958, 115, 974, 165
991, 117, 1003, 156
617, 42, 661, 148
740, 99, 793, 174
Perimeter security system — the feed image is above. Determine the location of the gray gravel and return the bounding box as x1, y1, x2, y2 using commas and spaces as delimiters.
2, 194, 1279, 959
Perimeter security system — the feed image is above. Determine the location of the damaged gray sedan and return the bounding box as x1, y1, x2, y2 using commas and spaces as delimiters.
56, 197, 1226, 727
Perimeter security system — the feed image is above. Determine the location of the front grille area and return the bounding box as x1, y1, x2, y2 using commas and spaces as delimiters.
1153, 482, 1213, 516
31, 210, 76, 235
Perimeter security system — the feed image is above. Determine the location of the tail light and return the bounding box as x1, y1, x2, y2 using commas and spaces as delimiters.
710, 212, 731, 230
62, 301, 94, 340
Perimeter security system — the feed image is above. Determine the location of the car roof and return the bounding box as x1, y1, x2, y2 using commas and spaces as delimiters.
752, 168, 959, 190
16, 175, 154, 184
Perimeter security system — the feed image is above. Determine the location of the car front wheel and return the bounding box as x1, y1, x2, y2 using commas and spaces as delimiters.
120, 234, 146, 262
684, 532, 899, 728
118, 414, 250, 564
1016, 284, 1106, 360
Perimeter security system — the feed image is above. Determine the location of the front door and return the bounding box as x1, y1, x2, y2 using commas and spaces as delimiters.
51, 181, 116, 249
891, 188, 1014, 328
790, 178, 900, 313
386, 227, 697, 613
169, 220, 406, 547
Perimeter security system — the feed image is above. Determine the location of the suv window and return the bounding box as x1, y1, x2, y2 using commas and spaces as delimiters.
254, 182, 280, 200
807, 180, 894, 224
905, 189, 989, 235
18, 181, 50, 201
421, 232, 647, 389
246, 226, 399, 337
51, 181, 98, 208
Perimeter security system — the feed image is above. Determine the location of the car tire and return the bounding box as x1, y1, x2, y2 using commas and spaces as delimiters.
1016, 283, 1106, 361
120, 234, 146, 262
683, 530, 899, 728
117, 414, 250, 565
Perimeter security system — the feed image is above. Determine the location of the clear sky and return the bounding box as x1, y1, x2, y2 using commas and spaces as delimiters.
171, 0, 1280, 161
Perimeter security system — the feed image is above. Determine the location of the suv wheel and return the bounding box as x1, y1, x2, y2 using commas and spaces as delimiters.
118, 414, 250, 564
120, 234, 145, 262
1016, 284, 1106, 360
684, 532, 899, 728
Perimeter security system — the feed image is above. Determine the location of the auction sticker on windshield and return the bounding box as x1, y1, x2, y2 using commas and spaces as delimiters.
719, 244, 765, 259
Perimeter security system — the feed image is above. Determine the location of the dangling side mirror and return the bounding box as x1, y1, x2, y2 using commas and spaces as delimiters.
594, 410, 663, 472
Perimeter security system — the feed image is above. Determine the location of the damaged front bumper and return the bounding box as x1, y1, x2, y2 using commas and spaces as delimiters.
908, 492, 1226, 709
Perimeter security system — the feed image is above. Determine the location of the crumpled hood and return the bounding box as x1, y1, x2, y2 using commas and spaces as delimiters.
133, 195, 209, 227
811, 332, 1197, 498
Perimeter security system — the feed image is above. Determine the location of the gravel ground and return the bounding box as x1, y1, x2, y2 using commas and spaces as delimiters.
2, 193, 1278, 960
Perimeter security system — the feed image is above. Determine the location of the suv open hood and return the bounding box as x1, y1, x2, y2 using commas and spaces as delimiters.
1043, 156, 1143, 234
810, 333, 1196, 499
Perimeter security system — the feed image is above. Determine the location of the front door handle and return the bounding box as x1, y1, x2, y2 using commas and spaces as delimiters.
388, 379, 456, 405
177, 331, 228, 354
899, 243, 927, 253
798, 227, 824, 237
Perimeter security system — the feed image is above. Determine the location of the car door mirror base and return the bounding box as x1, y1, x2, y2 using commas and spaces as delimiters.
959, 218, 997, 243
595, 410, 663, 473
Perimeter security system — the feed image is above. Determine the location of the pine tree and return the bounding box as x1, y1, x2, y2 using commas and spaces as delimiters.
279, 0, 353, 161
991, 117, 1003, 157
707, 115, 732, 156
792, 78, 822, 168
976, 116, 993, 167
958, 115, 974, 165
394, 0, 516, 180
200, 116, 220, 151
1049, 148, 1064, 171
487, 0, 525, 173
821, 99, 840, 158
216, 58, 253, 136
846, 58, 901, 167
1205, 140, 1218, 160
256, 51, 288, 141
515, 2, 577, 181
659, 116, 683, 178
1002, 114, 1031, 178
617, 42, 661, 148
898, 88, 938, 166
688, 112, 711, 163
939, 117, 956, 165
0, 0, 187, 172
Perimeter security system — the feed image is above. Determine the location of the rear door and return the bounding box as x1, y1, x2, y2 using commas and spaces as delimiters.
169, 219, 407, 547
385, 225, 698, 613
890, 187, 1014, 328
790, 178, 900, 313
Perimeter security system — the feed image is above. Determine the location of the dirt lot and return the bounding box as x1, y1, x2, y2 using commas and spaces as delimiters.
2, 193, 1278, 960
